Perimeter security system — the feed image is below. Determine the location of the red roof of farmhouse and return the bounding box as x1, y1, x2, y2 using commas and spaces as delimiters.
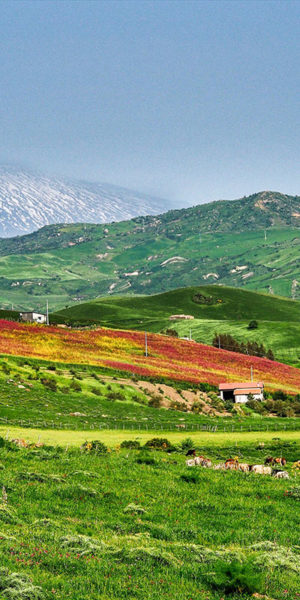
219, 382, 263, 390
234, 388, 262, 395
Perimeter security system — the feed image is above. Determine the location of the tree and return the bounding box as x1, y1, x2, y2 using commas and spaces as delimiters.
266, 348, 275, 361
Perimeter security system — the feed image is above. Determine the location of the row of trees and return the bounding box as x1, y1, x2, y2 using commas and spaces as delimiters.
212, 333, 275, 360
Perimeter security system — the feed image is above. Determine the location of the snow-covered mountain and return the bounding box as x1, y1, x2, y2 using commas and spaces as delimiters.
0, 166, 172, 237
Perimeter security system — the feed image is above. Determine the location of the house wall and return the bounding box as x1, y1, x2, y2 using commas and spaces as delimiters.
20, 313, 46, 324
235, 392, 263, 404
32, 313, 46, 324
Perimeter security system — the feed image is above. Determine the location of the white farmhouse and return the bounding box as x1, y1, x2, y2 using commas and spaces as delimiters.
219, 381, 264, 404
20, 312, 47, 324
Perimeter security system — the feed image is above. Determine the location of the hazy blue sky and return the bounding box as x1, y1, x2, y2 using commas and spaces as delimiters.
0, 0, 299, 205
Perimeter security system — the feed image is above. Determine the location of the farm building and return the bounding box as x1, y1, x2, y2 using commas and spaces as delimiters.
20, 312, 47, 324
219, 381, 264, 403
169, 314, 194, 320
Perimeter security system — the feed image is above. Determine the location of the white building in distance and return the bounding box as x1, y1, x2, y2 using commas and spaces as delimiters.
219, 381, 264, 404
20, 312, 47, 324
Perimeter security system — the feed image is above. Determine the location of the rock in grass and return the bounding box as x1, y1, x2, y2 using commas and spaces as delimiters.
123, 503, 147, 514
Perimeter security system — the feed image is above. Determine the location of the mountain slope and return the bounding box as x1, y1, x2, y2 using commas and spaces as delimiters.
0, 166, 171, 236
0, 190, 299, 310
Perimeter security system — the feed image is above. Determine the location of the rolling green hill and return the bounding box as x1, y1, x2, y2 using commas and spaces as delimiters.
53, 285, 300, 367
0, 190, 299, 311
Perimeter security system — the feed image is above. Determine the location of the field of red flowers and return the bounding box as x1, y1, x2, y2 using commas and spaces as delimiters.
0, 319, 299, 392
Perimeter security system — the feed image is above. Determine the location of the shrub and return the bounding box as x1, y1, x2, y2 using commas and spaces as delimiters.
60, 534, 107, 555
148, 395, 162, 408
41, 378, 57, 392
193, 293, 214, 305
60, 386, 70, 394
104, 390, 125, 401
248, 320, 258, 330
164, 328, 179, 337
247, 399, 265, 414
81, 440, 108, 454
181, 438, 194, 451
91, 387, 101, 396
120, 440, 141, 449
70, 380, 81, 392
205, 559, 265, 594
132, 394, 147, 405
224, 400, 233, 412
144, 438, 174, 451
0, 567, 44, 599
2, 363, 10, 374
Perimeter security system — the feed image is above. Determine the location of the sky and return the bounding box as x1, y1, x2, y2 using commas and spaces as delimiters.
0, 0, 299, 206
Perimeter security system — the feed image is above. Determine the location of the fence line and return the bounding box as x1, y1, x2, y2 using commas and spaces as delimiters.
0, 416, 299, 433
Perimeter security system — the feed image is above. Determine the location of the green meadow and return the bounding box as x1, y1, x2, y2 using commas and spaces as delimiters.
0, 349, 299, 599
0, 425, 299, 448
0, 433, 299, 600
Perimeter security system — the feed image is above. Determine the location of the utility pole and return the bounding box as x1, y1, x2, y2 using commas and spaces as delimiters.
46, 300, 49, 326
145, 331, 148, 357
264, 230, 267, 242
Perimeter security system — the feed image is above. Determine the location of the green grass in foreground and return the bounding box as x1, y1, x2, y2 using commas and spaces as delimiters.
0, 433, 299, 600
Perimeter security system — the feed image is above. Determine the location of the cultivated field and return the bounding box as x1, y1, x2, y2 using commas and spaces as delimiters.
53, 285, 300, 367
0, 319, 299, 392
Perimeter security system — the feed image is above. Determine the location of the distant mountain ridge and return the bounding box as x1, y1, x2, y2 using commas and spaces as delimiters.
0, 189, 298, 311
0, 166, 172, 237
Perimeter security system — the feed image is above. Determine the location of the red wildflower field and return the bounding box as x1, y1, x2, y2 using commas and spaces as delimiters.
0, 319, 299, 392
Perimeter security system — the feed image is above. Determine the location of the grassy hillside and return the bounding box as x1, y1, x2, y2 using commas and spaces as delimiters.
2, 354, 300, 431
53, 285, 300, 366
0, 319, 299, 393
0, 434, 299, 600
0, 191, 298, 310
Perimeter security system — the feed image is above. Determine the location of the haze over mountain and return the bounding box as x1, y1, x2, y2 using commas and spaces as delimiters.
0, 166, 174, 237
